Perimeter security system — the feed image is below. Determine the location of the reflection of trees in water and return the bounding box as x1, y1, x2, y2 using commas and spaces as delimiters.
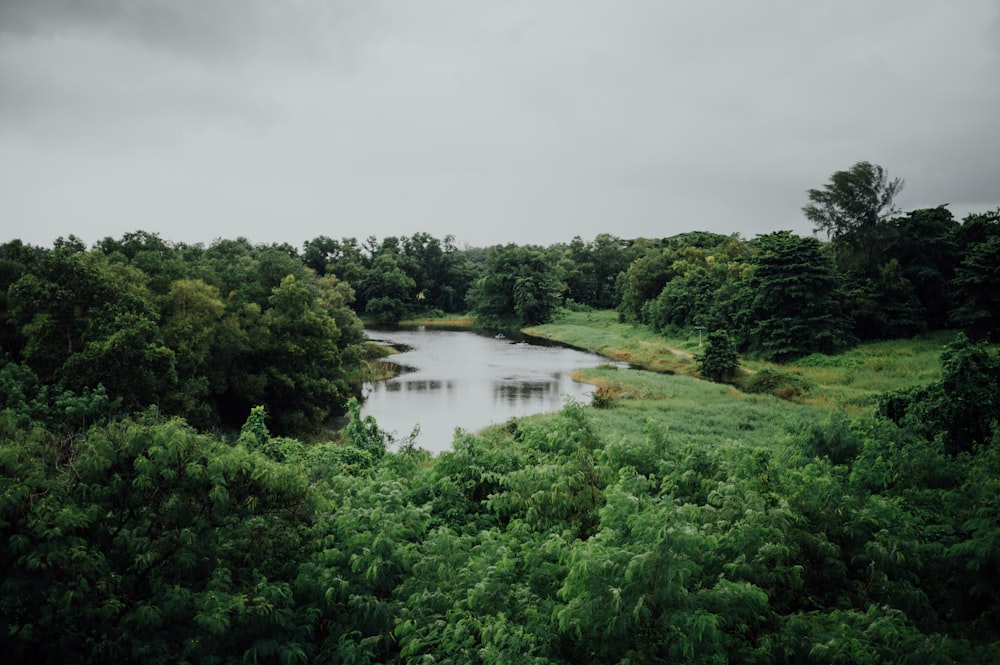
493, 381, 557, 403
385, 380, 448, 392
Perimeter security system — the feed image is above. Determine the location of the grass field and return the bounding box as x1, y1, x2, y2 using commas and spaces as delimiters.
526, 309, 953, 414
569, 364, 825, 454
396, 313, 475, 329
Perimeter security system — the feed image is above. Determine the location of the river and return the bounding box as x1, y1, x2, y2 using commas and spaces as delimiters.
360, 327, 608, 454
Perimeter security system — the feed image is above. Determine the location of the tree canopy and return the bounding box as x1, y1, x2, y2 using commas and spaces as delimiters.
803, 161, 904, 278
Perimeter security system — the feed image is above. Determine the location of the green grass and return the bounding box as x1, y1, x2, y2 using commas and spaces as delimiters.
571, 364, 827, 453
528, 309, 952, 415
396, 313, 475, 329
524, 310, 698, 374
742, 331, 953, 412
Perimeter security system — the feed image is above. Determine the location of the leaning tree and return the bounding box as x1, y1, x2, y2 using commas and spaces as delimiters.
803, 161, 904, 278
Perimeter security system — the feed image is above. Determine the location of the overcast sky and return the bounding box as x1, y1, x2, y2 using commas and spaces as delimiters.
2, 1, 999, 250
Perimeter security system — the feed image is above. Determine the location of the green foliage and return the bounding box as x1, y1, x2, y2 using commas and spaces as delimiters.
8, 217, 1000, 664
846, 259, 926, 341
884, 205, 960, 330
741, 367, 813, 401
737, 231, 855, 361
795, 411, 864, 466
360, 254, 417, 324
468, 244, 563, 329
2, 233, 367, 435
559, 234, 630, 309
803, 161, 904, 278
696, 329, 739, 381
0, 358, 119, 433
1, 416, 315, 664
617, 246, 676, 323
877, 333, 1000, 454
339, 397, 389, 462
4, 369, 1000, 663
951, 210, 1000, 341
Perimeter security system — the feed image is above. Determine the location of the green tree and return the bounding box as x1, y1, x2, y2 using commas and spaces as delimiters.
0, 415, 316, 664
845, 259, 925, 341
399, 232, 473, 312
736, 231, 855, 362
617, 245, 677, 323
359, 254, 417, 324
6, 250, 116, 382
259, 274, 349, 432
559, 234, 631, 309
643, 266, 730, 334
697, 329, 739, 381
883, 205, 960, 329
60, 297, 177, 411
0, 240, 40, 359
301, 235, 367, 285
467, 244, 563, 329
803, 161, 904, 278
878, 333, 1000, 454
159, 278, 226, 425
951, 209, 1000, 341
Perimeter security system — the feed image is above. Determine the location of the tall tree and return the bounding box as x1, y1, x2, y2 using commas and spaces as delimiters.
617, 246, 676, 324
302, 236, 367, 286
467, 244, 563, 329
883, 205, 960, 329
697, 329, 739, 381
736, 231, 855, 362
951, 220, 1000, 341
803, 161, 904, 277
259, 274, 350, 432
359, 254, 417, 324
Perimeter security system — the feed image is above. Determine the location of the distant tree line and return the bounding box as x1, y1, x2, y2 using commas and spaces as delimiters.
2, 161, 999, 435
0, 233, 365, 435
304, 162, 1000, 362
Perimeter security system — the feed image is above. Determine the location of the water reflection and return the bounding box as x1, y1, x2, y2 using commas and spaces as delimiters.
361, 327, 605, 454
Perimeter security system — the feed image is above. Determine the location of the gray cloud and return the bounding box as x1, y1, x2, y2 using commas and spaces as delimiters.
2, 0, 998, 248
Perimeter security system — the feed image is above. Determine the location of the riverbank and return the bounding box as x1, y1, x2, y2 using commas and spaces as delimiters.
396, 313, 475, 329
523, 310, 699, 375
524, 309, 949, 414
347, 340, 401, 384
364, 308, 948, 421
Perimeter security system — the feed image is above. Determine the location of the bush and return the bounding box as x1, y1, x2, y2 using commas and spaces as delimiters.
741, 367, 812, 400
590, 385, 617, 409
696, 329, 739, 381
796, 412, 863, 465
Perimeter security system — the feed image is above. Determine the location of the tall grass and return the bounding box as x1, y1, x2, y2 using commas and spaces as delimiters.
525, 310, 698, 374
743, 331, 953, 411
573, 365, 826, 453
529, 310, 952, 414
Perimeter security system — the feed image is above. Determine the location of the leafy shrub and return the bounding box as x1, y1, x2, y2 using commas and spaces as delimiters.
563, 298, 594, 312
741, 367, 812, 400
590, 385, 617, 408
877, 333, 1000, 454
696, 329, 739, 381
796, 411, 863, 465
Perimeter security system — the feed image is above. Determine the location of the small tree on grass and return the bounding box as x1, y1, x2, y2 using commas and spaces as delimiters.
697, 329, 739, 381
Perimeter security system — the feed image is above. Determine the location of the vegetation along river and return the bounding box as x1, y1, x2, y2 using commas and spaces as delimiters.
361, 327, 610, 454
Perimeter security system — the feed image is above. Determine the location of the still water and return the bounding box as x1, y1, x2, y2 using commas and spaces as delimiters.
360, 327, 607, 454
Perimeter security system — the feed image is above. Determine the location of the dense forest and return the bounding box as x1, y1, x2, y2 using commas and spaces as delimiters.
2, 162, 1000, 662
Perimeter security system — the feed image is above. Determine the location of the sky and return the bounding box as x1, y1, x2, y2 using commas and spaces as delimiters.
2, 1, 999, 251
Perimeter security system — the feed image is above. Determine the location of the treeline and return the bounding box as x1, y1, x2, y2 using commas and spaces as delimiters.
250, 164, 1000, 360
2, 336, 999, 663
0, 234, 366, 434
3, 194, 999, 433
